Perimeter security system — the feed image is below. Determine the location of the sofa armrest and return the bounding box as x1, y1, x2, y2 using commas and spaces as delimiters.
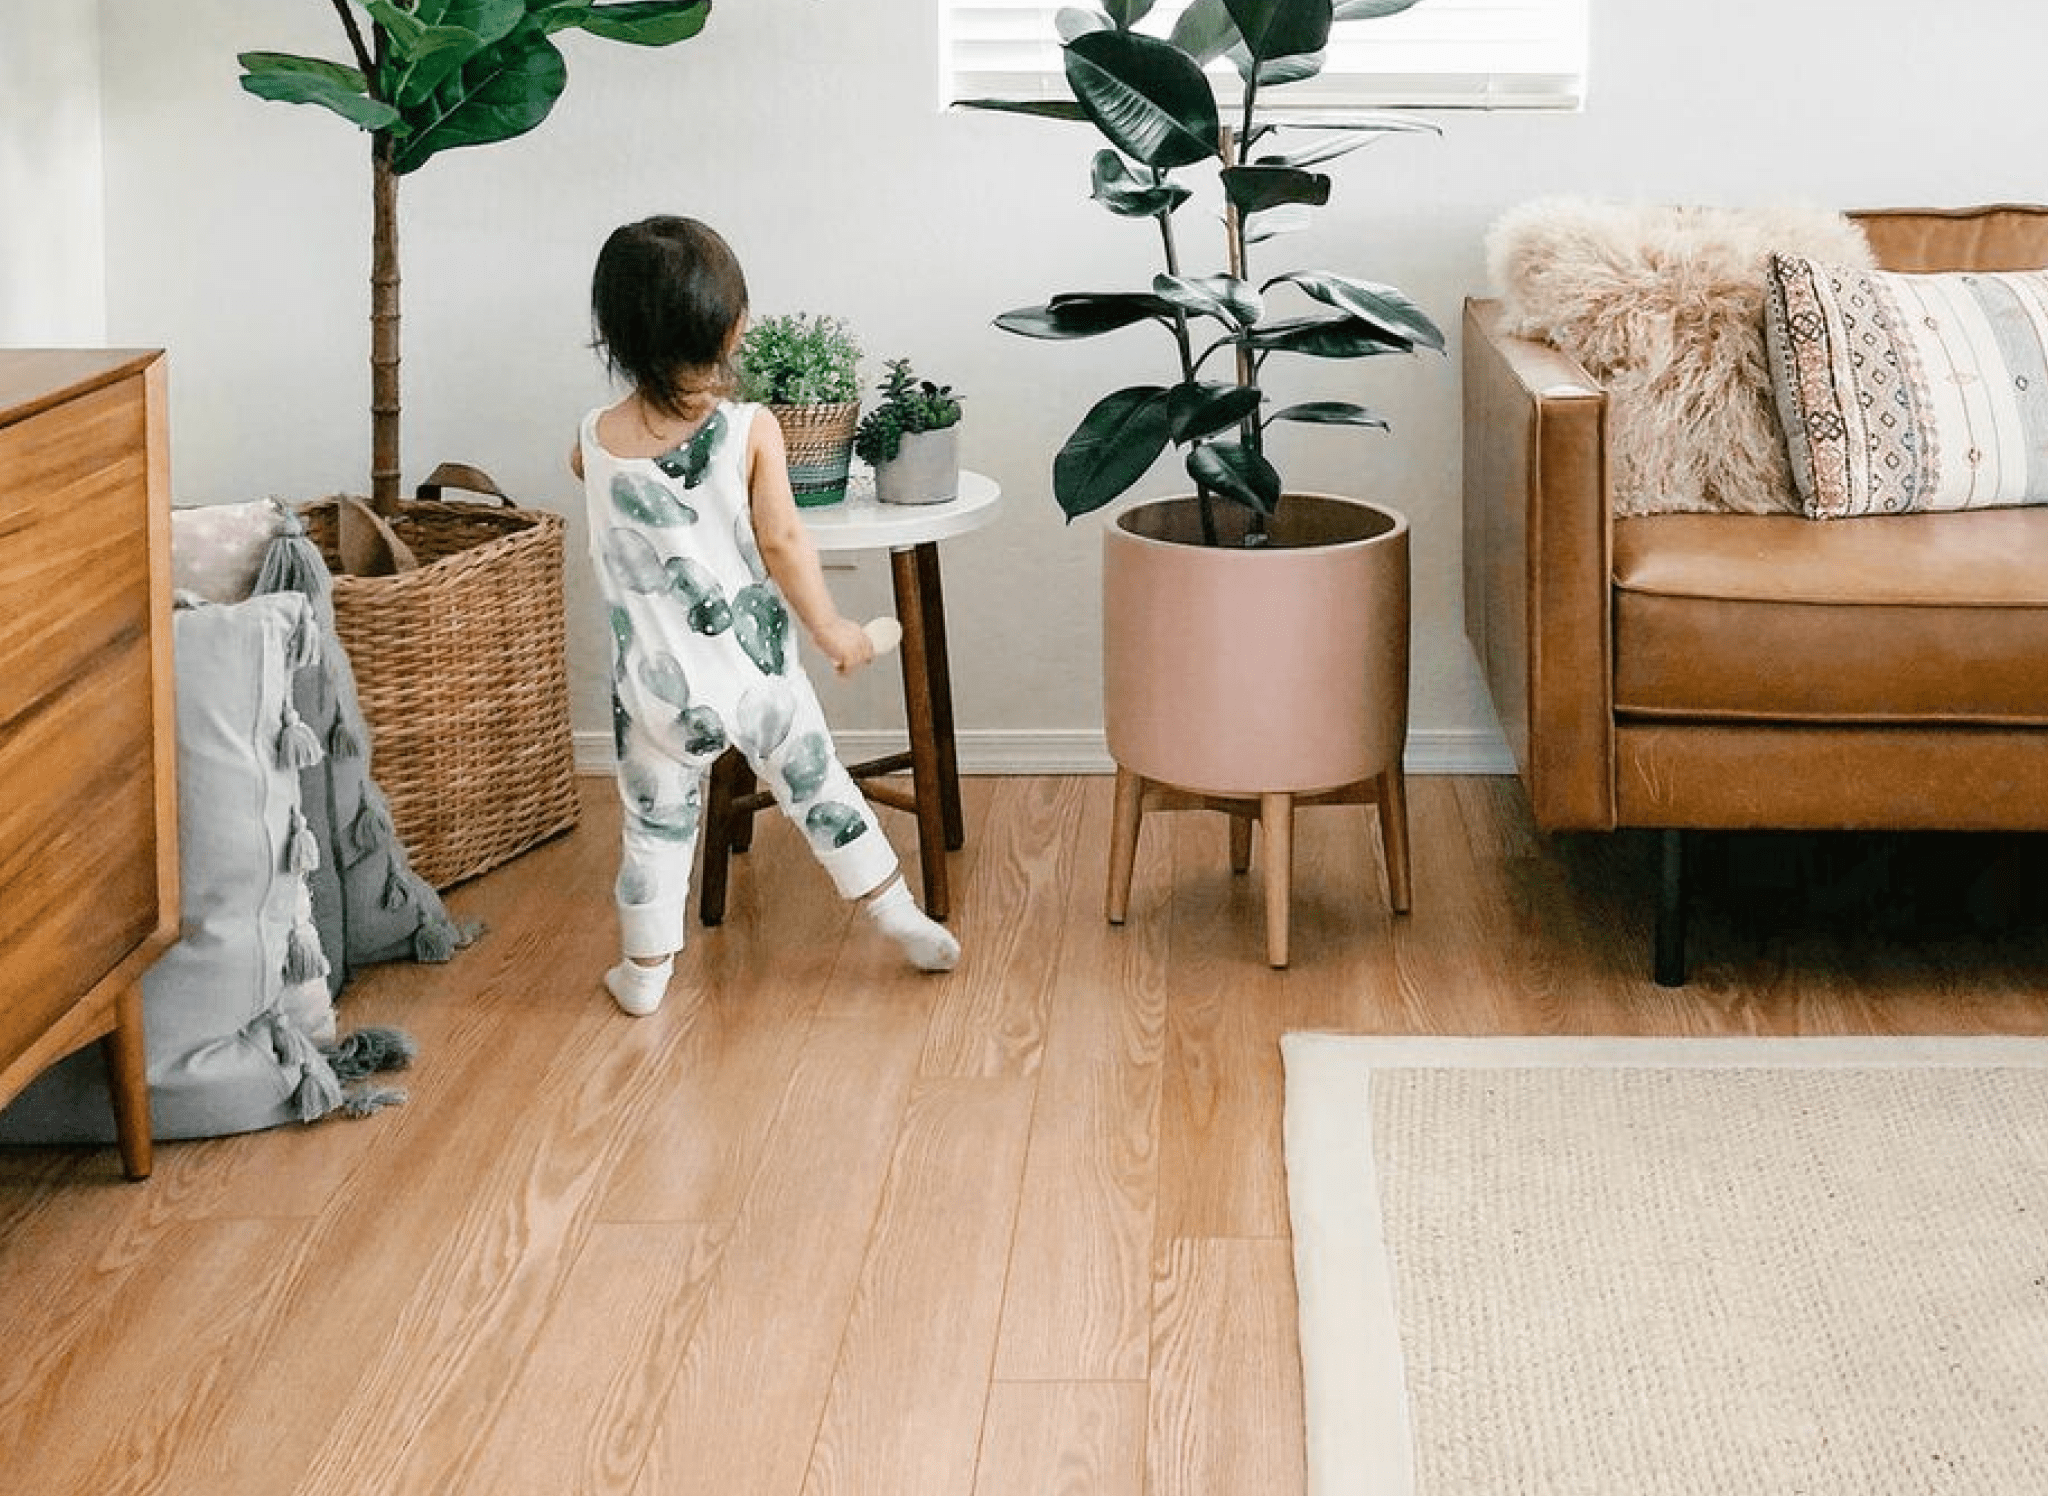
1462, 298, 1616, 830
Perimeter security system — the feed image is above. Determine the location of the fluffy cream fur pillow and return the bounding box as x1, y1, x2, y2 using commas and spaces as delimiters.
1486, 199, 1876, 517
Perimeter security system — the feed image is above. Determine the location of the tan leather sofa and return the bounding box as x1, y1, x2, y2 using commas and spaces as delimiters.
1462, 204, 2048, 984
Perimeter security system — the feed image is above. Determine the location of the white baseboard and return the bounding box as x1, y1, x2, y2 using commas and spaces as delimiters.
574, 726, 1516, 777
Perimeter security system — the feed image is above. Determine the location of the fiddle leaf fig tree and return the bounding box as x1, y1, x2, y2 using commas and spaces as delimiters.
240, 0, 714, 513
964, 0, 1444, 545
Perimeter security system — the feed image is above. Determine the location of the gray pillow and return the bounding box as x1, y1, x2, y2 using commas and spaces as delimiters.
253, 514, 476, 995
0, 593, 408, 1143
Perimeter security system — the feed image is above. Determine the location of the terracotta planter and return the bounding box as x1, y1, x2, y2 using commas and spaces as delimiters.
1102, 493, 1410, 797
874, 426, 960, 506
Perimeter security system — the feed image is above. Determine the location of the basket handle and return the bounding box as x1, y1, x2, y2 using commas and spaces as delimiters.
416, 461, 515, 507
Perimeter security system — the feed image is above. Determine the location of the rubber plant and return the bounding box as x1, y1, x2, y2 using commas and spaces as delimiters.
964, 0, 1444, 546
238, 1, 714, 514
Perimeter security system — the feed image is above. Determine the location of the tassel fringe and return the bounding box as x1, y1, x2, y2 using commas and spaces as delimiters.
286, 808, 320, 875
346, 802, 391, 865
285, 606, 321, 671
252, 519, 334, 603
284, 922, 329, 985
413, 916, 460, 964
278, 704, 324, 770
321, 1025, 417, 1082
339, 1086, 408, 1118
270, 1016, 345, 1124
327, 710, 363, 761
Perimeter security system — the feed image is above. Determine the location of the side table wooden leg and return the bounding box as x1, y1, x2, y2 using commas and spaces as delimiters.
1228, 812, 1254, 875
101, 981, 153, 1180
1107, 767, 1145, 925
892, 547, 951, 922
1261, 791, 1294, 969
1377, 763, 1412, 914
912, 542, 966, 851
699, 747, 745, 927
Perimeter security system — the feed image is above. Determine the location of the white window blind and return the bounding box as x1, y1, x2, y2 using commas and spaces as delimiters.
945, 1, 1587, 112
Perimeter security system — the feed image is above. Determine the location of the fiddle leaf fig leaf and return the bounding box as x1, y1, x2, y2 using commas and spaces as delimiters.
1186, 440, 1282, 516
388, 22, 568, 174
1167, 381, 1263, 443
560, 1, 713, 45
1221, 164, 1331, 217
1064, 28, 1220, 170
1152, 273, 1261, 329
238, 53, 400, 133
1091, 150, 1194, 217
1266, 399, 1389, 430
1267, 271, 1446, 351
1222, 0, 1332, 63
996, 292, 1177, 339
1054, 387, 1174, 518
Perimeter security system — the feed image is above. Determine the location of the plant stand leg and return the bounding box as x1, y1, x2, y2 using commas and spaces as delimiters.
1229, 812, 1254, 874
1106, 767, 1145, 925
101, 980, 152, 1181
1261, 791, 1294, 968
1654, 828, 1689, 987
1377, 764, 1412, 914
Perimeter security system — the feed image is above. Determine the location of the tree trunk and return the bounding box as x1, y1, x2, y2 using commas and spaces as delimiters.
369, 132, 401, 515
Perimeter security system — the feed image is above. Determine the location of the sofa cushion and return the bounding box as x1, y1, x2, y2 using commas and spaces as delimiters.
1766, 255, 2048, 519
1612, 509, 2048, 725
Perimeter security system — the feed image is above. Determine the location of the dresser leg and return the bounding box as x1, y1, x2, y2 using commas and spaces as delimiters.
101, 981, 153, 1180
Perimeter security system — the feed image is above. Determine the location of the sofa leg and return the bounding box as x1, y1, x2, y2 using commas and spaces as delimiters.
1654, 829, 1688, 987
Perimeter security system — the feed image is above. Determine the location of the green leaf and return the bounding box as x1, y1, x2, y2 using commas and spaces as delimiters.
1102, 0, 1157, 25
1222, 0, 1332, 62
1064, 29, 1220, 171
1090, 150, 1193, 217
389, 25, 569, 174
1054, 387, 1173, 519
1266, 271, 1445, 351
1152, 273, 1261, 329
1246, 49, 1325, 87
1259, 107, 1442, 135
416, 0, 526, 47
1244, 203, 1313, 244
953, 97, 1092, 123
1266, 399, 1388, 430
995, 292, 1176, 339
1221, 165, 1330, 217
1246, 313, 1414, 359
1056, 6, 1112, 40
1167, 381, 1263, 443
238, 52, 400, 133
1168, 0, 1239, 62
1186, 440, 1281, 516
1334, 0, 1424, 19
569, 1, 713, 46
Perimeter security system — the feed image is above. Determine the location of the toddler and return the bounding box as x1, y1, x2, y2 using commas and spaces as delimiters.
575, 215, 959, 1015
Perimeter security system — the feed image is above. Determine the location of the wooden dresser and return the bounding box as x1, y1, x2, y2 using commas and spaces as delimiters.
0, 350, 178, 1179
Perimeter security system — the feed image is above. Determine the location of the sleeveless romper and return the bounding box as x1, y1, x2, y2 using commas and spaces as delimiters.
579, 401, 897, 958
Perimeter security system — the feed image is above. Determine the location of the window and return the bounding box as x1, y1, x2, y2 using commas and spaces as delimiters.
944, 0, 1588, 112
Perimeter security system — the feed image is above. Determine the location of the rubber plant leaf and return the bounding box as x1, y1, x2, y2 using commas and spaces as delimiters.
995, 292, 1177, 339
1168, 0, 1240, 64
1151, 273, 1261, 329
1054, 386, 1174, 518
1167, 381, 1264, 443
1267, 271, 1445, 351
237, 53, 401, 133
1247, 313, 1414, 359
389, 22, 569, 174
1334, 0, 1424, 19
1242, 49, 1326, 87
1101, 0, 1158, 26
953, 98, 1091, 123
1244, 204, 1314, 244
1057, 6, 1112, 40
1091, 150, 1193, 218
1265, 399, 1388, 430
1064, 29, 1220, 171
1221, 165, 1331, 217
1186, 440, 1282, 516
1222, 0, 1332, 62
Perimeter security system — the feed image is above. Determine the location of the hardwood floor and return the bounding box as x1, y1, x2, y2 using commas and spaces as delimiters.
5, 774, 2045, 1494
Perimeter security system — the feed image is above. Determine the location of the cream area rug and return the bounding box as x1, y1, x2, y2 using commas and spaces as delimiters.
1281, 1034, 2048, 1496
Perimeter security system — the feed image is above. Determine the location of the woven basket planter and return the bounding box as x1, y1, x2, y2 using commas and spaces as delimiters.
772, 400, 859, 507
300, 474, 579, 889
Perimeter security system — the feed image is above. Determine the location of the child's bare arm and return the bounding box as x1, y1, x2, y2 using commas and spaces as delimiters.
746, 412, 874, 675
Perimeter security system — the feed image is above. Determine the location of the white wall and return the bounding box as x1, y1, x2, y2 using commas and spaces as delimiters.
1, 2, 106, 343
57, 1, 2048, 767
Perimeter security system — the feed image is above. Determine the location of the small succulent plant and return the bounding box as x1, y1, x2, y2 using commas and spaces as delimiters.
736, 312, 862, 406
854, 358, 964, 465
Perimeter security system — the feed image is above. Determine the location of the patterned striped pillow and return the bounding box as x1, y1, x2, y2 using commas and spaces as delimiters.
1765, 254, 2048, 518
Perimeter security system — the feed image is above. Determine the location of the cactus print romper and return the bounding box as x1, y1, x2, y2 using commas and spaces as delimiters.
580, 401, 898, 960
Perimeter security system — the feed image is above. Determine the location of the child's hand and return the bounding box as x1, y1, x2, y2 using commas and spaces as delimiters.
817, 616, 876, 675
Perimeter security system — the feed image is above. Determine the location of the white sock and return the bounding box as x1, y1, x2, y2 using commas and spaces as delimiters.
605, 957, 673, 1016
865, 880, 960, 972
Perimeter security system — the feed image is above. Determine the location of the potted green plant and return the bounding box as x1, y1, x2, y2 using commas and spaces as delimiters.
854, 358, 964, 506
963, 0, 1443, 962
737, 311, 864, 507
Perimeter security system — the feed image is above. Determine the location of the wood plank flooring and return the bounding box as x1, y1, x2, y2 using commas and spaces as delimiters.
4, 774, 2046, 1494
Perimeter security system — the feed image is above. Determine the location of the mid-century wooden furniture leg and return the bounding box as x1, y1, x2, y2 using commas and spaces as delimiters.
101, 982, 153, 1180
911, 543, 965, 851
1377, 763, 1412, 913
1228, 812, 1254, 875
1261, 792, 1294, 968
891, 546, 951, 922
1106, 766, 1144, 925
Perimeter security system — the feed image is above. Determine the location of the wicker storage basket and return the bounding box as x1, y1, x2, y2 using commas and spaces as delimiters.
772, 400, 860, 507
300, 465, 579, 889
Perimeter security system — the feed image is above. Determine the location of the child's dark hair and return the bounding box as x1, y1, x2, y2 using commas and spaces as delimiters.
591, 216, 749, 420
